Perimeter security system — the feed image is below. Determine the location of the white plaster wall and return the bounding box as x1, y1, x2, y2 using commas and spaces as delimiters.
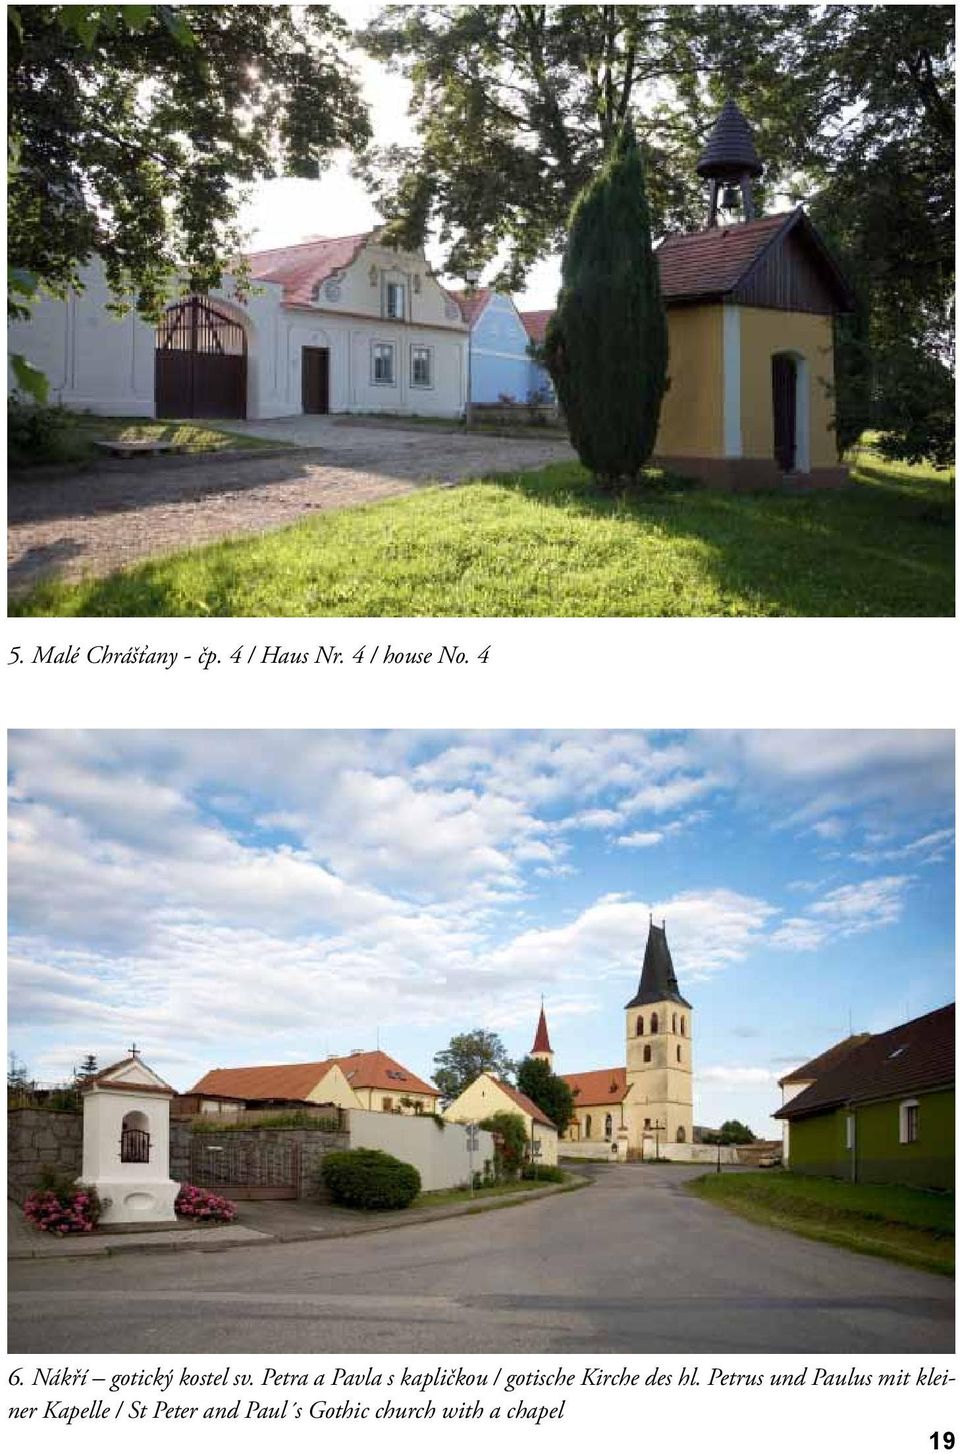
278, 312, 465, 417
347, 1109, 494, 1191
559, 1139, 625, 1163
324, 240, 464, 332
8, 264, 156, 415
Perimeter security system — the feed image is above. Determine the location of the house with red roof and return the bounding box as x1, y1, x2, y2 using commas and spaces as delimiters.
189, 1048, 441, 1118
448, 289, 555, 405
442, 1073, 559, 1166
8, 228, 469, 422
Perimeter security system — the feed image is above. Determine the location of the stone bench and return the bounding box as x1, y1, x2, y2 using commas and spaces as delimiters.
94, 438, 184, 459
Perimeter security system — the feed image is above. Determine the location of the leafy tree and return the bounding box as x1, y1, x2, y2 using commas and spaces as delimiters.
8, 5, 370, 327
544, 118, 667, 485
432, 1029, 515, 1103
516, 1056, 576, 1138
358, 5, 818, 287
479, 1111, 528, 1178
8, 1052, 31, 1092
361, 4, 954, 465
719, 1119, 756, 1145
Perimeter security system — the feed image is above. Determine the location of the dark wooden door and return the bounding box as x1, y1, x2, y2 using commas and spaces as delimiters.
302, 347, 330, 414
772, 354, 797, 471
155, 297, 247, 419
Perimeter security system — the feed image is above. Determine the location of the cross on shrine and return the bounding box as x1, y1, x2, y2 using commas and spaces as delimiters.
127, 1042, 140, 1058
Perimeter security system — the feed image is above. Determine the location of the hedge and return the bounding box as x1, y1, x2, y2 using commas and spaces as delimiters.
321, 1147, 421, 1210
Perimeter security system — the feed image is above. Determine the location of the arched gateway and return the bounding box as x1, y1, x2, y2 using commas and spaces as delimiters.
155, 295, 247, 419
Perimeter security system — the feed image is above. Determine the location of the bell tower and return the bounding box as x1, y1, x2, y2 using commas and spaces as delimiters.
624, 918, 693, 1149
530, 1001, 554, 1070
696, 97, 763, 228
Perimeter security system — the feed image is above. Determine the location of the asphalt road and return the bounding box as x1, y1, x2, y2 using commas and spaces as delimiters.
8, 1165, 953, 1354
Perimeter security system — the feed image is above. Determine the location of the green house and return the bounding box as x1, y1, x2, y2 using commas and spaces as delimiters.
775, 1004, 954, 1191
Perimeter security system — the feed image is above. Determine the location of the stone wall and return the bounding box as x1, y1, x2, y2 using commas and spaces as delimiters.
184, 1124, 350, 1200
8, 1108, 83, 1203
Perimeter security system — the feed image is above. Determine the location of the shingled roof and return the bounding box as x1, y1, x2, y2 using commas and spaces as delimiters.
246, 233, 370, 306
696, 98, 763, 180
520, 309, 552, 345
493, 1078, 556, 1129
191, 1050, 438, 1102
447, 287, 490, 326
778, 1033, 872, 1089
561, 1066, 629, 1106
625, 921, 691, 1009
776, 1004, 955, 1120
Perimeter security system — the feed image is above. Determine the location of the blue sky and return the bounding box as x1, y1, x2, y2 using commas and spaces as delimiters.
7, 731, 954, 1136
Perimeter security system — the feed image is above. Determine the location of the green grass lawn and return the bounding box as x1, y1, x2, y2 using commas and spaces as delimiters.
687, 1170, 955, 1275
412, 1173, 574, 1210
10, 412, 280, 470
11, 448, 953, 617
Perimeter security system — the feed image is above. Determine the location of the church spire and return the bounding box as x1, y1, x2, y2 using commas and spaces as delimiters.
696, 97, 763, 227
624, 920, 692, 1009
530, 1001, 554, 1068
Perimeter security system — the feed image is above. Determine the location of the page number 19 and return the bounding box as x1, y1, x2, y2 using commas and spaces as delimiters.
930, 1437, 954, 1450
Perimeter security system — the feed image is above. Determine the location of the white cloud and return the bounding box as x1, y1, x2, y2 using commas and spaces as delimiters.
809, 875, 911, 935
851, 827, 955, 865
617, 831, 664, 848
769, 917, 828, 951
697, 1066, 779, 1087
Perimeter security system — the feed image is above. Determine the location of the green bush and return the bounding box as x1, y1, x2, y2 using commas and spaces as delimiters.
321, 1147, 421, 1210
521, 1164, 565, 1183
7, 401, 77, 467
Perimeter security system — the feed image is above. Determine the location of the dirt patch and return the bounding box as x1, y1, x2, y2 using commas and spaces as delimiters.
8, 423, 574, 594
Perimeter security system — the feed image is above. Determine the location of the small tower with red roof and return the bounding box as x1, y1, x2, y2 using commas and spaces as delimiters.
530, 1001, 554, 1071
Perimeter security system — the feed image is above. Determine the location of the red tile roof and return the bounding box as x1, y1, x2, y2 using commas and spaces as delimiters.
492, 1078, 556, 1128
656, 212, 791, 301
245, 233, 372, 306
531, 1006, 553, 1055
778, 1034, 872, 1088
191, 1050, 438, 1102
776, 1005, 954, 1119
447, 287, 490, 326
520, 309, 552, 345
561, 1066, 629, 1105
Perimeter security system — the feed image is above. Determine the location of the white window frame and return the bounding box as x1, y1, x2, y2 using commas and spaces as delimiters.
410, 344, 433, 390
385, 281, 406, 321
371, 341, 396, 387
899, 1098, 919, 1144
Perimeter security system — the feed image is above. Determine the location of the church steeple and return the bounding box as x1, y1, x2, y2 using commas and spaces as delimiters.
696, 97, 763, 227
625, 919, 692, 1010
530, 1001, 554, 1069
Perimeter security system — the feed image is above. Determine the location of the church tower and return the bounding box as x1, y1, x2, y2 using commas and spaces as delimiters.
530, 1002, 554, 1070
696, 97, 763, 228
624, 919, 693, 1150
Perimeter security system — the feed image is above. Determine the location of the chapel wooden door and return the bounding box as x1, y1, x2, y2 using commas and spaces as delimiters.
772, 354, 797, 471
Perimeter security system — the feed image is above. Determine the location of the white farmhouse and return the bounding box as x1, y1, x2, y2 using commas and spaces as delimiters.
8, 229, 469, 422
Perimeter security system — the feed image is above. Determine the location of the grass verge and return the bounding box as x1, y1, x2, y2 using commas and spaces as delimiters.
413, 1173, 574, 1210
11, 412, 281, 469
686, 1170, 954, 1275
11, 449, 954, 617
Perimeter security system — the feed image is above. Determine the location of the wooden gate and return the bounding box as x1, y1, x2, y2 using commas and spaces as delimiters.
772, 354, 797, 471
189, 1138, 300, 1199
155, 296, 247, 419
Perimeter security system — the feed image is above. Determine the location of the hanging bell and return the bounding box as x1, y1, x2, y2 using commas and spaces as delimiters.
721, 183, 740, 211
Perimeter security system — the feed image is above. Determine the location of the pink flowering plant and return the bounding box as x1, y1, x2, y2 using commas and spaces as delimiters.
24, 1169, 101, 1235
175, 1184, 237, 1224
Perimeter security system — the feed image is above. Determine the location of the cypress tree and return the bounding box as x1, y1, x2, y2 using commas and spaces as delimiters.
544, 118, 668, 486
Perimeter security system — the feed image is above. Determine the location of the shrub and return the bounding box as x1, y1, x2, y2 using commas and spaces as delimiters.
24, 1169, 100, 1234
175, 1184, 237, 1223
521, 1164, 565, 1183
7, 401, 77, 467
321, 1148, 421, 1210
479, 1111, 528, 1179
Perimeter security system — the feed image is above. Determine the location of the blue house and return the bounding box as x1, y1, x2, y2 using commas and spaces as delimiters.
453, 290, 554, 404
